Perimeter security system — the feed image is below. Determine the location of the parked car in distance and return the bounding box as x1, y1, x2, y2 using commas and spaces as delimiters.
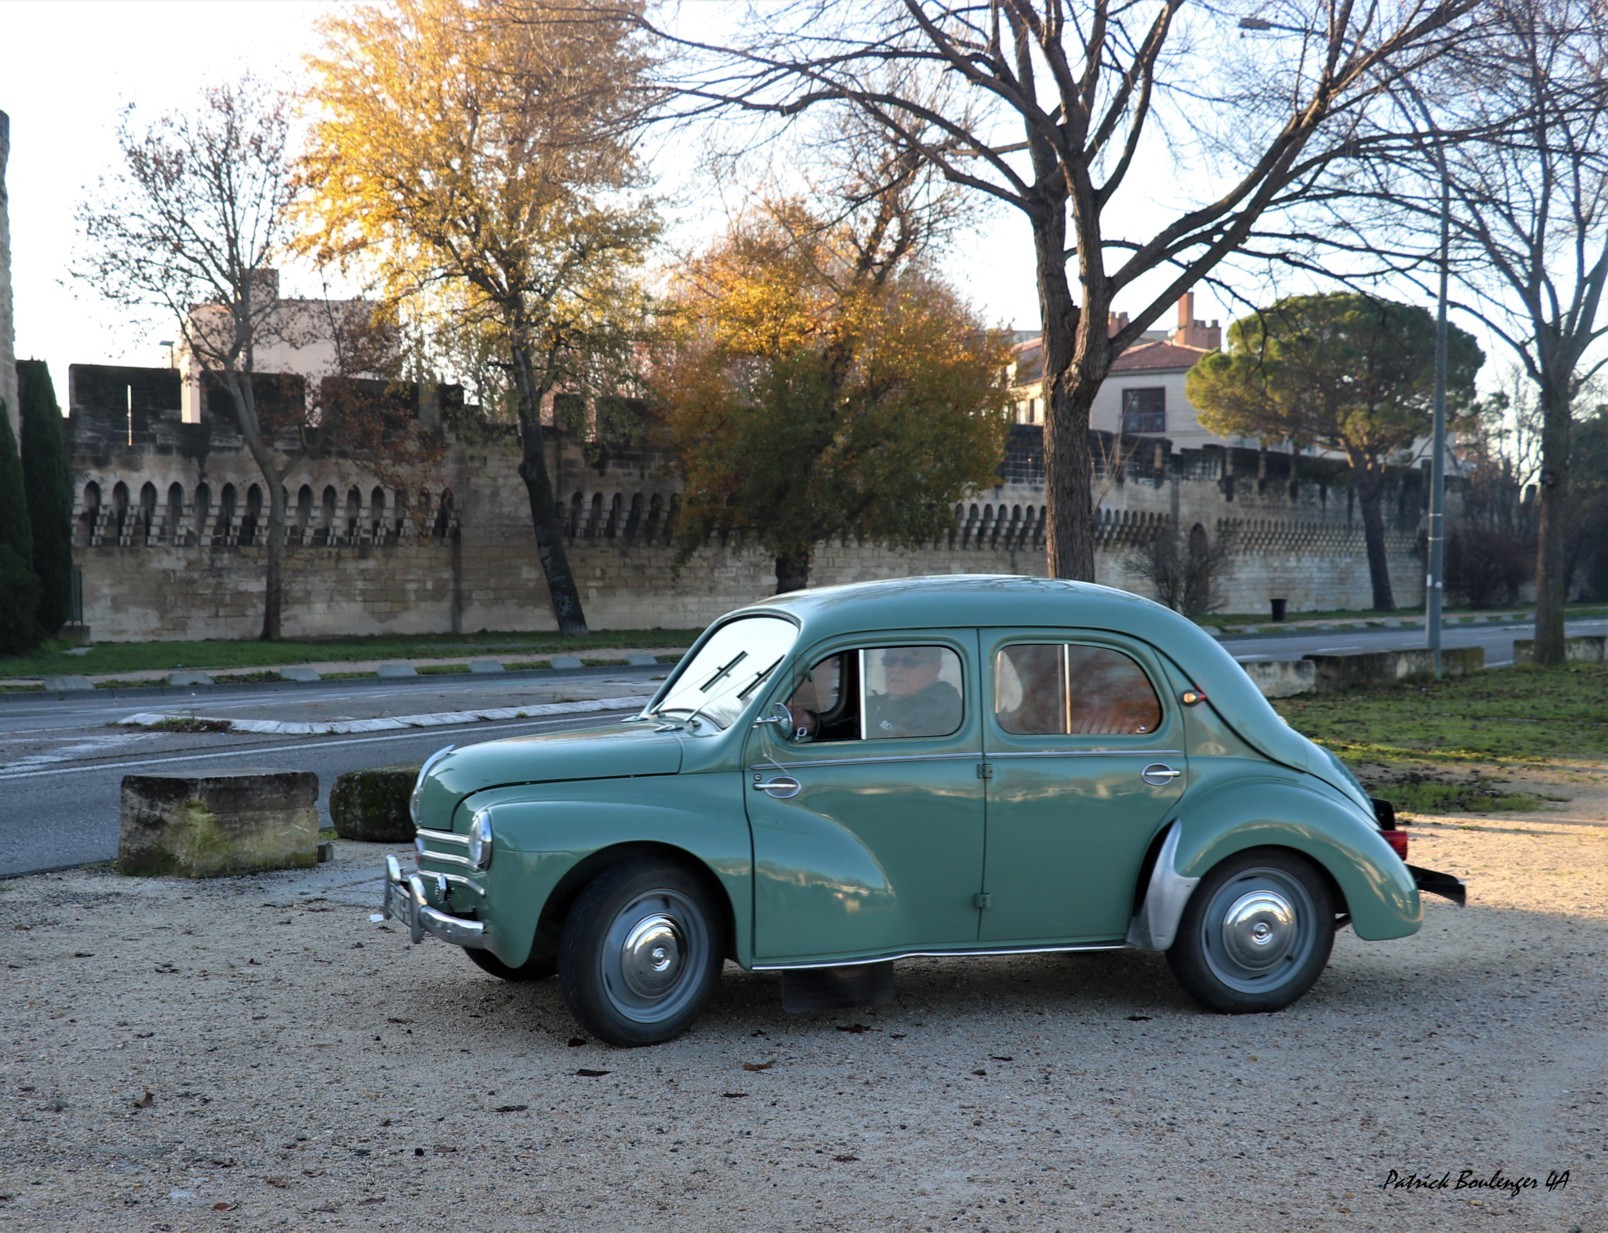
383, 575, 1465, 1046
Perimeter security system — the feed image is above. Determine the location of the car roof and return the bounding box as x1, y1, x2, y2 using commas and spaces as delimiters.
734, 574, 1187, 640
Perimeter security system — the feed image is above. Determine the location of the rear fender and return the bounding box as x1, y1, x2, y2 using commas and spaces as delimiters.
1127, 780, 1421, 951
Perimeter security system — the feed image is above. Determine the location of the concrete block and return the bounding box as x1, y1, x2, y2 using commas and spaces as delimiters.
1305, 645, 1484, 690
1240, 659, 1316, 698
549, 655, 583, 670
1514, 636, 1606, 665
167, 671, 214, 687
118, 769, 319, 877
468, 659, 505, 674
626, 653, 660, 666
329, 763, 420, 842
377, 662, 418, 678
282, 666, 321, 682
43, 675, 95, 692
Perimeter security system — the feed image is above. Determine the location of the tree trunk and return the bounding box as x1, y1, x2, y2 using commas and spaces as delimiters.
774, 548, 812, 595
1352, 466, 1397, 613
260, 480, 287, 641
1532, 384, 1572, 665
1034, 213, 1100, 582
510, 343, 588, 637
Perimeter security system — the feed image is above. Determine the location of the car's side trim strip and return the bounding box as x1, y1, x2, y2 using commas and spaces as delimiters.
751, 751, 981, 772
752, 942, 1128, 970
989, 748, 1184, 760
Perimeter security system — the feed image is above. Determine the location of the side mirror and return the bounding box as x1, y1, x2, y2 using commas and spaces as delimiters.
755, 701, 813, 743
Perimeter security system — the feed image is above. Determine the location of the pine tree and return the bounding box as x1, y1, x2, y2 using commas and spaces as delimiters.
18, 361, 74, 634
0, 400, 42, 654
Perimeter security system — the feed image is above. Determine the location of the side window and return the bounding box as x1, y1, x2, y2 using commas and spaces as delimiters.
995, 643, 1162, 736
787, 645, 964, 742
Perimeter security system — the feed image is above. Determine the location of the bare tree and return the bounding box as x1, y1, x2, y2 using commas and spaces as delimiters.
1400, 0, 1608, 662
76, 78, 418, 641
635, 0, 1474, 581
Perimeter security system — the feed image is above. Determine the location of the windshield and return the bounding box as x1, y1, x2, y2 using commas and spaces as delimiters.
648, 615, 797, 730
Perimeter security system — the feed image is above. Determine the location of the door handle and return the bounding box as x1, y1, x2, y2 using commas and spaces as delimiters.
1141, 763, 1183, 786
751, 775, 802, 799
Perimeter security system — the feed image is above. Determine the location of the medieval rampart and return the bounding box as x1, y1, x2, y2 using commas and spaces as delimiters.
65, 364, 1430, 641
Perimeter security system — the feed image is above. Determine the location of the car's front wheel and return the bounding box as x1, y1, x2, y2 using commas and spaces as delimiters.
559, 859, 725, 1046
1166, 848, 1334, 1013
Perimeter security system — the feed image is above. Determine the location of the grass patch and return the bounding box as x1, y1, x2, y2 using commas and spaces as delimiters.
0, 628, 701, 680
416, 663, 470, 676
1273, 663, 1608, 814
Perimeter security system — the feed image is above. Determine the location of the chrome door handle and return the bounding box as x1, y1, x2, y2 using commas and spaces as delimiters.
1141, 763, 1183, 786
751, 775, 802, 799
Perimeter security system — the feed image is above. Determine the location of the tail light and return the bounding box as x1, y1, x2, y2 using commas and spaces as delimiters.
1381, 828, 1409, 860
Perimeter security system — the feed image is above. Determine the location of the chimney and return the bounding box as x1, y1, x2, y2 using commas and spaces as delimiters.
1178, 292, 1194, 331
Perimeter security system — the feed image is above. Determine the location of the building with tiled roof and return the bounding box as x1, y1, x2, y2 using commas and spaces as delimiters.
1008, 292, 1291, 455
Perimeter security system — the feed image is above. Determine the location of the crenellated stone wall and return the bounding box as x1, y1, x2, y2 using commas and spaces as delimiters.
65, 364, 1435, 641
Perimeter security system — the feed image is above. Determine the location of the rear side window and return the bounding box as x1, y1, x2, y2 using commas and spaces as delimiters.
994, 643, 1162, 736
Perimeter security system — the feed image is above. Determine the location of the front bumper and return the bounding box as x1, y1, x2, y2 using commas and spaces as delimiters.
383, 854, 487, 949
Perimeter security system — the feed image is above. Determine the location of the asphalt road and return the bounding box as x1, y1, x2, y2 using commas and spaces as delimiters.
0, 666, 668, 878
3, 614, 1604, 878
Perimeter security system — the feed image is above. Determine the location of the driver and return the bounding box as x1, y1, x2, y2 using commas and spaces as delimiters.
866, 646, 961, 738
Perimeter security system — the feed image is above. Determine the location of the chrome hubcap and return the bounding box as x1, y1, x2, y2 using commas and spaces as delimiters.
1219, 889, 1296, 972
620, 914, 684, 1000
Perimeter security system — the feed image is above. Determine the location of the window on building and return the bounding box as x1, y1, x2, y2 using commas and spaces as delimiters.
1121, 387, 1166, 434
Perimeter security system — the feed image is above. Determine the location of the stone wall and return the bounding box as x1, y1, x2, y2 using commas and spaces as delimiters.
66, 364, 1433, 641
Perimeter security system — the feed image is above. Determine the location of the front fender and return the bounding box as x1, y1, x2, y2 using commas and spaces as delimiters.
463, 774, 752, 968
1129, 779, 1420, 951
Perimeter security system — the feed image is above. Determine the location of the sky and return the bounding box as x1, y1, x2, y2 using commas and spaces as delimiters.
0, 0, 1214, 399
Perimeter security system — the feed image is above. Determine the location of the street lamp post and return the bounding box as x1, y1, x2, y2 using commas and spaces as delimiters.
1239, 17, 1450, 675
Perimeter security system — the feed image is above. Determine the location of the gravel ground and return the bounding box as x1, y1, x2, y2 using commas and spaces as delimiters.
3, 764, 1603, 1233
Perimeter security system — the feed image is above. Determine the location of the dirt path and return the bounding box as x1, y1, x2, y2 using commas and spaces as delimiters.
2, 763, 1603, 1231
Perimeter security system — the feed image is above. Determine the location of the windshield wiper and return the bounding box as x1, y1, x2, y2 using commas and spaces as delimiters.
736, 656, 784, 701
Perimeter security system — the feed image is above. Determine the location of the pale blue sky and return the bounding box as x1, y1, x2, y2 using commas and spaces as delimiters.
2, 0, 1227, 395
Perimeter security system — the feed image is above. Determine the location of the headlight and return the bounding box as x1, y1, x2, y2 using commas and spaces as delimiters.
410, 745, 456, 826
467, 809, 494, 870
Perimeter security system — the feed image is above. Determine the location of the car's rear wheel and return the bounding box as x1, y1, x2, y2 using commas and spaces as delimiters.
1167, 848, 1334, 1013
559, 859, 724, 1047
465, 945, 556, 982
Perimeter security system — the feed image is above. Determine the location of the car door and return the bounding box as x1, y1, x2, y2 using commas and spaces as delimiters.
978, 631, 1187, 945
744, 633, 986, 963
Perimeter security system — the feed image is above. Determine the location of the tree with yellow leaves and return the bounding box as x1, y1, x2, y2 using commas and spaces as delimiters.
653, 197, 1011, 593
298, 0, 659, 635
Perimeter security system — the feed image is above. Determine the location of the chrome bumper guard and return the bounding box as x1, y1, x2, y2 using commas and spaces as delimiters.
383, 854, 487, 949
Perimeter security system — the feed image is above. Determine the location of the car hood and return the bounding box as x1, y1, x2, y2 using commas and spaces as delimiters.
418, 722, 683, 821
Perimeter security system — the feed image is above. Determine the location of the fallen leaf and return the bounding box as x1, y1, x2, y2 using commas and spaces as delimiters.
989, 1055, 1013, 1062
133, 1091, 154, 1109
833, 1154, 860, 1163
1126, 1015, 1152, 1022
568, 1037, 587, 1047
492, 1104, 528, 1113
742, 1059, 777, 1072
212, 1201, 239, 1211
721, 1092, 748, 1099
266, 1177, 288, 1188
836, 1023, 876, 1034
575, 1068, 610, 1078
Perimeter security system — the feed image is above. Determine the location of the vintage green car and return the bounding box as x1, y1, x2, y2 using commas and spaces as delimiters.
383, 575, 1463, 1046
